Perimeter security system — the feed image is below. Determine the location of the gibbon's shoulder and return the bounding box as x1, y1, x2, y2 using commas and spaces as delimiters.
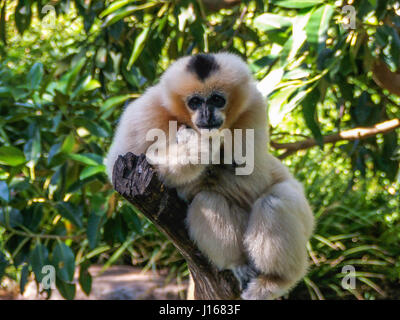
122, 85, 174, 124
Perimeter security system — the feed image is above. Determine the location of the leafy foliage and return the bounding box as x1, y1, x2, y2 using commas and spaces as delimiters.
0, 0, 399, 299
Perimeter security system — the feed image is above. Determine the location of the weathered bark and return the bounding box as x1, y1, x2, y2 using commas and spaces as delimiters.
112, 152, 240, 300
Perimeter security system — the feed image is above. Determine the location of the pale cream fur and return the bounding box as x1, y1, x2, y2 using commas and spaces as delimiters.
106, 52, 314, 300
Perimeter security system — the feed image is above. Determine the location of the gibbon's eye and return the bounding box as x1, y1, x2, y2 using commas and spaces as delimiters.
187, 96, 204, 110
207, 93, 226, 108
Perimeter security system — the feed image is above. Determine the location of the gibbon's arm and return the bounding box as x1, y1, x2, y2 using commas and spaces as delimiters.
106, 86, 206, 186
106, 86, 168, 179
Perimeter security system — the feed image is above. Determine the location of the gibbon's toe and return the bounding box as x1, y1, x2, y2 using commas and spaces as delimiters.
241, 278, 273, 300
232, 264, 260, 291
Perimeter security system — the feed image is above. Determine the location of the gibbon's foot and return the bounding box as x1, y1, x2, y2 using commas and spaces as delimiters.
231, 264, 260, 291
241, 276, 288, 300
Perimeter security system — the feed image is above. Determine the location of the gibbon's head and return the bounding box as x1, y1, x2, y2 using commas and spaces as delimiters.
160, 52, 254, 131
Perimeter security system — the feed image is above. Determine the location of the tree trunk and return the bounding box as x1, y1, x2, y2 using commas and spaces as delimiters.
112, 152, 240, 300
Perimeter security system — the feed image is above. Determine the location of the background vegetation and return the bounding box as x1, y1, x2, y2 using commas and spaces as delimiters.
0, 0, 399, 300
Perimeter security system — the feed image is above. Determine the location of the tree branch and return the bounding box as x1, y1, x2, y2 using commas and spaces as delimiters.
271, 118, 400, 159
372, 60, 400, 97
112, 152, 240, 300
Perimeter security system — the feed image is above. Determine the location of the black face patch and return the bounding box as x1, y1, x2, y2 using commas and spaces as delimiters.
187, 54, 220, 81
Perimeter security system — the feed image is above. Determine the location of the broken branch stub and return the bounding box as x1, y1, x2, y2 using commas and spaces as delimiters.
112, 152, 240, 299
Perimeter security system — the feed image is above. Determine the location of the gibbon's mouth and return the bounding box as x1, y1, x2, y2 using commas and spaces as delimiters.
196, 124, 222, 130
196, 119, 223, 130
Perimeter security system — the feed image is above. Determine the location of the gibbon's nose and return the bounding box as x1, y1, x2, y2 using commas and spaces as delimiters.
196, 106, 223, 129
196, 117, 223, 129
196, 121, 222, 129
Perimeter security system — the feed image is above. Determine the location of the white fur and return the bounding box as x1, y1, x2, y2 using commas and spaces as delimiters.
106, 53, 314, 299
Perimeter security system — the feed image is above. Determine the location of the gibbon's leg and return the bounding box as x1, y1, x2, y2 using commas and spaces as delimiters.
185, 191, 248, 270
242, 179, 314, 300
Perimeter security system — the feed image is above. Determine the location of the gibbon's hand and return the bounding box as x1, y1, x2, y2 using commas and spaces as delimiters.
176, 125, 220, 165
175, 124, 201, 164
176, 124, 198, 145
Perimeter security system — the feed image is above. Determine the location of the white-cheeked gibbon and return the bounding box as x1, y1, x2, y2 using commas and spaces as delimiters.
106, 52, 314, 300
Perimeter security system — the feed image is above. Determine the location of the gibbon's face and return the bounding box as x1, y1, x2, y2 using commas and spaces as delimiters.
186, 90, 227, 130
160, 53, 252, 132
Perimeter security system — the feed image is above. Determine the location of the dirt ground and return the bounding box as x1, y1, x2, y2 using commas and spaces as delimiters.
0, 265, 188, 300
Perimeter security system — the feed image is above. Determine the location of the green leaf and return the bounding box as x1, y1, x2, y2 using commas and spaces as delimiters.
91, 194, 108, 216
99, 0, 136, 18
257, 68, 284, 97
0, 251, 8, 282
15, 0, 32, 35
0, 209, 23, 228
10, 87, 29, 101
52, 242, 75, 282
56, 277, 76, 300
29, 243, 49, 283
254, 13, 292, 31
103, 214, 129, 244
68, 153, 104, 166
306, 4, 334, 49
268, 86, 299, 126
100, 94, 133, 113
56, 202, 83, 228
0, 1, 7, 44
47, 142, 62, 165
390, 27, 400, 70
127, 28, 150, 70
121, 205, 142, 234
302, 88, 323, 147
57, 58, 86, 95
20, 264, 29, 294
24, 128, 41, 165
0, 181, 9, 202
80, 165, 106, 180
61, 133, 75, 154
102, 3, 158, 27
101, 236, 132, 273
272, 0, 325, 9
72, 75, 101, 98
74, 117, 110, 138
79, 261, 92, 296
351, 92, 374, 125
52, 89, 70, 106
0, 146, 26, 166
0, 86, 11, 97
87, 210, 103, 249
95, 47, 107, 68
27, 62, 44, 91
24, 204, 44, 232
286, 12, 311, 62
